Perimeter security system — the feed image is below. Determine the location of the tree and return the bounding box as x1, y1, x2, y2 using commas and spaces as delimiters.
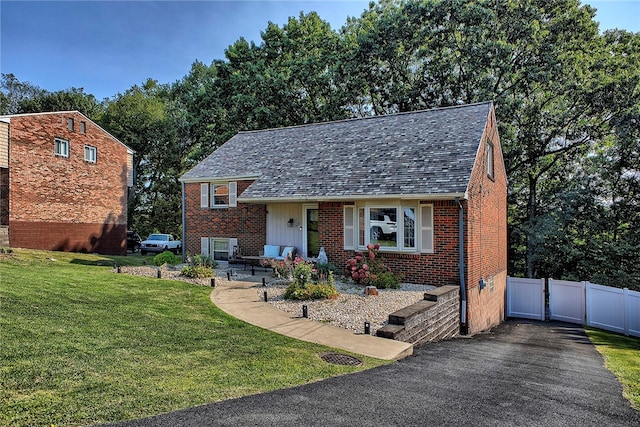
0, 73, 46, 115
98, 79, 186, 238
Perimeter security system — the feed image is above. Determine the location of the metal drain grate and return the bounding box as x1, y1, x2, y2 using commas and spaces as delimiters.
319, 352, 363, 366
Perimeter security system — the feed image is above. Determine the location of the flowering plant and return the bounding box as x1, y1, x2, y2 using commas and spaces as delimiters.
345, 244, 401, 288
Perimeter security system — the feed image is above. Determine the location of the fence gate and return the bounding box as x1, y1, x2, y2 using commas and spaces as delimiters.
549, 279, 585, 324
507, 277, 545, 321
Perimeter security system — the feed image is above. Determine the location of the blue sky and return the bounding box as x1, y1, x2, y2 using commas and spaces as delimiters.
1, 0, 638, 101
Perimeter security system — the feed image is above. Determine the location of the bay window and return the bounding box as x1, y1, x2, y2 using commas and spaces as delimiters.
344, 203, 433, 253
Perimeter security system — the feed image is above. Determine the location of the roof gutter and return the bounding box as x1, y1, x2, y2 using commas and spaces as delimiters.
238, 192, 468, 203
456, 196, 468, 335
181, 180, 186, 263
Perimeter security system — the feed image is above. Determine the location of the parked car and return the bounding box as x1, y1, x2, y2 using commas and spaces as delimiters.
127, 230, 142, 253
140, 233, 182, 256
370, 214, 397, 240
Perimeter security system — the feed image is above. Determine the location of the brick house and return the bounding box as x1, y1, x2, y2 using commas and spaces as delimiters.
0, 111, 134, 255
180, 102, 507, 334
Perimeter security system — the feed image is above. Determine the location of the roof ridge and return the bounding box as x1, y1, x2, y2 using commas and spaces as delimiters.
237, 101, 493, 135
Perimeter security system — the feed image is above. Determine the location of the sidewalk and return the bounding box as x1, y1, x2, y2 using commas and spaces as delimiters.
210, 274, 413, 360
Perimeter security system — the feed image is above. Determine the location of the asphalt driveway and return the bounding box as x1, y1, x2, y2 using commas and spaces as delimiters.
107, 321, 640, 426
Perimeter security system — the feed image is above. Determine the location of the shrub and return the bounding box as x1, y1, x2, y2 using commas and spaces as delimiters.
181, 265, 214, 278
153, 251, 179, 266
284, 281, 338, 301
190, 253, 216, 269
345, 244, 401, 287
370, 271, 401, 289
284, 263, 338, 301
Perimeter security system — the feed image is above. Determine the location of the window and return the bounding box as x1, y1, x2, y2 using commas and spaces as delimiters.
54, 138, 69, 157
201, 237, 230, 261
211, 183, 229, 206
84, 145, 97, 163
200, 182, 237, 208
345, 204, 423, 252
67, 118, 74, 131
486, 139, 494, 179
80, 121, 86, 134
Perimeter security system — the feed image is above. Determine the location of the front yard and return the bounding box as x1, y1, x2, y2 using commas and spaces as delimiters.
0, 249, 386, 427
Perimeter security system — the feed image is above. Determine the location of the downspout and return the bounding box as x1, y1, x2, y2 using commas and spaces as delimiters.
181, 181, 186, 263
456, 197, 468, 335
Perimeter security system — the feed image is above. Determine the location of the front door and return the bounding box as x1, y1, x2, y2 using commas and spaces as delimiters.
303, 205, 319, 258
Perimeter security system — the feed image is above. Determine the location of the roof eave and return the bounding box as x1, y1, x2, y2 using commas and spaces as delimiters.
238, 192, 468, 204
180, 174, 260, 183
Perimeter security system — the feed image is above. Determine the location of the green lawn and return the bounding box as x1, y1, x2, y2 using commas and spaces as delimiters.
0, 249, 387, 426
586, 328, 640, 410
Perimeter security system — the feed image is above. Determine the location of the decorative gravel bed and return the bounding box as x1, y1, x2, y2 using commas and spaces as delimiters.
116, 265, 433, 336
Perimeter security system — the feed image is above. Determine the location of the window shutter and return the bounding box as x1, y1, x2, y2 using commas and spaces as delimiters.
420, 205, 434, 253
229, 181, 237, 207
200, 183, 209, 208
344, 206, 355, 249
201, 237, 209, 256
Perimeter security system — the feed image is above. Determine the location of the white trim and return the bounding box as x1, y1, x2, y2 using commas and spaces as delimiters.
180, 174, 260, 183
201, 237, 209, 256
419, 204, 434, 253
84, 145, 97, 163
54, 137, 69, 158
200, 183, 209, 208
238, 192, 467, 203
229, 181, 237, 207
343, 205, 355, 250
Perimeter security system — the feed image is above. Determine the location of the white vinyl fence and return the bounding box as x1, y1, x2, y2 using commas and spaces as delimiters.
507, 277, 640, 338
506, 277, 545, 321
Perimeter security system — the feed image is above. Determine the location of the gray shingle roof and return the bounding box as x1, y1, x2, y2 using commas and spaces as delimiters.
180, 102, 493, 201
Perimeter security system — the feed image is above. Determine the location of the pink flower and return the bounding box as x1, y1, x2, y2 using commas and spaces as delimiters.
374, 244, 380, 250
369, 251, 375, 259
362, 264, 369, 270
366, 243, 374, 250
352, 272, 358, 279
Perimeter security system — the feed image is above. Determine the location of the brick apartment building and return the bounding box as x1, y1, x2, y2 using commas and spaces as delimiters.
0, 111, 134, 255
180, 102, 507, 334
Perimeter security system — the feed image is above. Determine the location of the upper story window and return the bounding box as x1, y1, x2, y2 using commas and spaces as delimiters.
486, 139, 494, 179
67, 118, 74, 131
200, 181, 237, 208
345, 203, 432, 253
54, 138, 69, 158
80, 121, 86, 134
84, 145, 97, 163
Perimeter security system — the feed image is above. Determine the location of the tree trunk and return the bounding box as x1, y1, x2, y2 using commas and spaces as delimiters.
526, 173, 538, 279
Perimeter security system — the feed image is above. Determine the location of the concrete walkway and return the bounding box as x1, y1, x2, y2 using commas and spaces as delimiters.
210, 274, 413, 360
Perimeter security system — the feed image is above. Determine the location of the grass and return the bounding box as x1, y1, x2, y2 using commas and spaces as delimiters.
0, 249, 388, 427
586, 328, 640, 410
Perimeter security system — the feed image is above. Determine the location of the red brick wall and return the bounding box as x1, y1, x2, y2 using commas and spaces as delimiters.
8, 112, 129, 255
464, 107, 508, 334
183, 180, 266, 256
318, 200, 462, 288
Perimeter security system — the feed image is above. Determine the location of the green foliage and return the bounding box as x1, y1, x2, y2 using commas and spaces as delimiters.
180, 253, 215, 278
190, 253, 216, 269
345, 244, 401, 288
152, 250, 179, 266
6, 1, 640, 289
371, 271, 401, 290
284, 260, 339, 300
180, 265, 214, 278
293, 261, 314, 286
